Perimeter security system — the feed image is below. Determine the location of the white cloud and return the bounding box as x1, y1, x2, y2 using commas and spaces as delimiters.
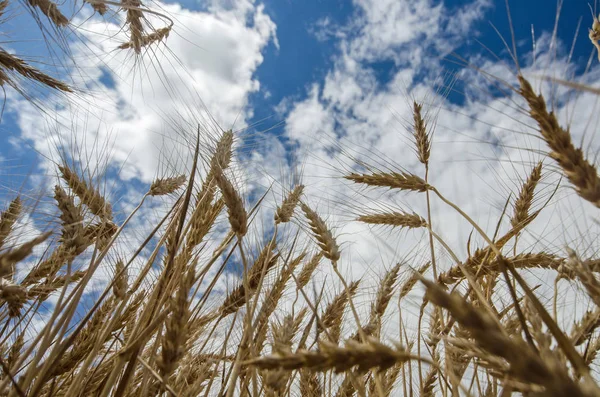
279, 0, 600, 321
8, 0, 276, 183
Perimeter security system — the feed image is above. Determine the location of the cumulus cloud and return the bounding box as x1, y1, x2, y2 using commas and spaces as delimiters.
8, 0, 276, 183
277, 0, 600, 330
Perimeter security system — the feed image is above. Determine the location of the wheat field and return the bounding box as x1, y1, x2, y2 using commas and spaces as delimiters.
0, 0, 600, 396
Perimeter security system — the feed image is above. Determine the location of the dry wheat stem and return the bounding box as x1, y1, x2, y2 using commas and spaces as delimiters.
225, 232, 278, 397
503, 262, 599, 393
21, 194, 149, 396
253, 252, 306, 352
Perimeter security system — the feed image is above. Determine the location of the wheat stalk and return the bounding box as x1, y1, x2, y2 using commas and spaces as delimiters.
319, 280, 360, 343
28, 270, 87, 301
157, 267, 195, 382
0, 232, 51, 279
0, 279, 27, 317
113, 260, 128, 300
297, 252, 323, 290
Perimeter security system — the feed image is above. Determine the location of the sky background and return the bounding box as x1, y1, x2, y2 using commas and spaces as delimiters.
2, 0, 600, 334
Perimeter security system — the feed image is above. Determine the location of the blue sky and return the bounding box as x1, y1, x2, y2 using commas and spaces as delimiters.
247, 0, 593, 118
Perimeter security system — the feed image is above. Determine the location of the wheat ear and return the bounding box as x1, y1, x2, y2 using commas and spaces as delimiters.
301, 203, 340, 262
519, 75, 600, 207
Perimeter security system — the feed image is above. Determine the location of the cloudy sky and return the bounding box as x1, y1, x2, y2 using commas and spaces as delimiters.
2, 0, 600, 331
